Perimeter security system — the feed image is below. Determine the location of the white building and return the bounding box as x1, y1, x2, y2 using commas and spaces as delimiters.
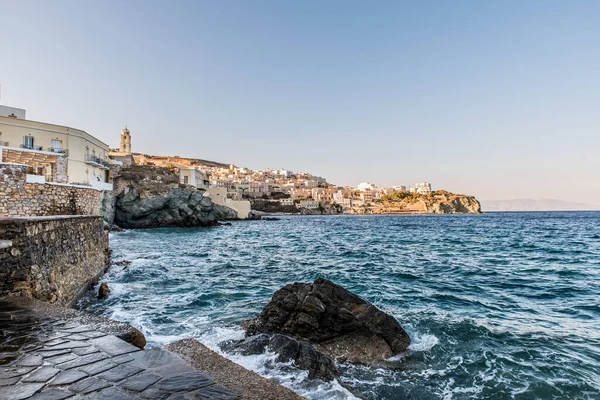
357, 182, 376, 191
333, 190, 344, 204
278, 169, 293, 177
415, 182, 432, 194
279, 198, 294, 206
298, 200, 320, 209
0, 88, 112, 189
179, 167, 209, 190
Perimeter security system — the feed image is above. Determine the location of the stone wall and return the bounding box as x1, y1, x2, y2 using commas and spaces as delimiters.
0, 215, 109, 306
0, 163, 107, 217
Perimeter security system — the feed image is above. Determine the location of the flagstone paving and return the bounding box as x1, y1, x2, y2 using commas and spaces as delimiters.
0, 303, 241, 399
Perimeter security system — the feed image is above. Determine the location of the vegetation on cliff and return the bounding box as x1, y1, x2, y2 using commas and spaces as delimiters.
373, 190, 481, 214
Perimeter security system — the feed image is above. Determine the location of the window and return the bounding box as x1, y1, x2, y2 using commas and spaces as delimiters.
51, 139, 62, 152
183, 176, 189, 184
23, 136, 34, 149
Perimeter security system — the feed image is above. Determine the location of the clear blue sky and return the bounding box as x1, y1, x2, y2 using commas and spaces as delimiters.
1, 0, 598, 202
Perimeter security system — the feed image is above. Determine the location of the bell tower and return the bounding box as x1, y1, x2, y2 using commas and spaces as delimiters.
120, 126, 131, 154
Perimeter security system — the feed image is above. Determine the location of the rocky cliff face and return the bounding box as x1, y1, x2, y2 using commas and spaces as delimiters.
373, 190, 482, 214
424, 192, 482, 214
112, 165, 238, 229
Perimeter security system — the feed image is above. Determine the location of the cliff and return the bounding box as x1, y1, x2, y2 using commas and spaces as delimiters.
368, 190, 481, 214
422, 191, 482, 214
112, 165, 238, 229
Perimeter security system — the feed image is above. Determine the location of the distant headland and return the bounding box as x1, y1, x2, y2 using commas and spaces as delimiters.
113, 137, 481, 217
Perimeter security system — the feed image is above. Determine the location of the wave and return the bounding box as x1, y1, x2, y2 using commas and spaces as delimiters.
197, 326, 359, 400
408, 333, 439, 352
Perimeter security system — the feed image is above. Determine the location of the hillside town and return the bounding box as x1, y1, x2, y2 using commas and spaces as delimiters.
0, 87, 472, 220
109, 128, 434, 215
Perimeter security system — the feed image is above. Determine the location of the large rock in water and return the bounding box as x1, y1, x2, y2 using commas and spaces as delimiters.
221, 333, 338, 381
111, 165, 238, 229
246, 278, 410, 363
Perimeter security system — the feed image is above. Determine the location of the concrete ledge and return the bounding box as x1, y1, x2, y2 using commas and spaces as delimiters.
1, 296, 146, 349
165, 338, 306, 400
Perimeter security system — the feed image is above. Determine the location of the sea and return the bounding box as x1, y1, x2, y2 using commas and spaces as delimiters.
81, 212, 600, 400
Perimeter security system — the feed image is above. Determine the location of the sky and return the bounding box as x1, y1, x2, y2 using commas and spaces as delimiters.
0, 0, 598, 203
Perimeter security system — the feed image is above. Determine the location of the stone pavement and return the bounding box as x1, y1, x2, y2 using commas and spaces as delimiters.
0, 302, 241, 399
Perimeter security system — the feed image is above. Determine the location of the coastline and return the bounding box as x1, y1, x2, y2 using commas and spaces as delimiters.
0, 215, 306, 400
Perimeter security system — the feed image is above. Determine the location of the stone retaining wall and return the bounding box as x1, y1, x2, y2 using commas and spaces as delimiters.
0, 163, 106, 217
0, 215, 109, 306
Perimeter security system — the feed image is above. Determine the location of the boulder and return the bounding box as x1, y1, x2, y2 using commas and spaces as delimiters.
111, 165, 239, 229
114, 260, 131, 270
246, 278, 410, 363
98, 282, 110, 299
221, 333, 338, 381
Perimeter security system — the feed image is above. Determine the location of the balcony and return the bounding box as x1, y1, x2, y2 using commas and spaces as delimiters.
47, 148, 69, 157
84, 154, 110, 169
21, 144, 43, 151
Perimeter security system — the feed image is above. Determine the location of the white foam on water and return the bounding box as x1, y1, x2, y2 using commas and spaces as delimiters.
197, 326, 359, 400
408, 333, 439, 352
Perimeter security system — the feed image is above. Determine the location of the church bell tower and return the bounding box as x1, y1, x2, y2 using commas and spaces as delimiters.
120, 126, 131, 154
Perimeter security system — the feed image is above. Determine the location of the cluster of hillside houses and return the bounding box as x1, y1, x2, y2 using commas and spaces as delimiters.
0, 86, 430, 216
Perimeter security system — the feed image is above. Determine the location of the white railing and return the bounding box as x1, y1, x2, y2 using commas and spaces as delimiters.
26, 174, 46, 184
90, 180, 113, 191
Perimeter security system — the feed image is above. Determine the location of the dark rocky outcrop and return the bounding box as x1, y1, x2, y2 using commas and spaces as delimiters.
114, 260, 131, 270
98, 282, 110, 299
103, 221, 124, 232
246, 278, 410, 363
222, 333, 338, 381
111, 165, 238, 229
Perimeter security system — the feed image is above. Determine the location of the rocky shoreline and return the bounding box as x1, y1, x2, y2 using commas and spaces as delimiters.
110, 165, 239, 229
2, 275, 410, 399
104, 165, 480, 230
1, 210, 414, 399
222, 278, 411, 389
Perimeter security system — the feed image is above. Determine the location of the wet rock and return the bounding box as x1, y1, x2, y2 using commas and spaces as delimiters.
49, 370, 88, 385
112, 165, 239, 229
17, 354, 44, 367
98, 283, 110, 299
21, 366, 60, 382
222, 333, 338, 381
114, 260, 131, 270
246, 278, 410, 363
1, 382, 45, 399
103, 222, 124, 232
155, 371, 213, 392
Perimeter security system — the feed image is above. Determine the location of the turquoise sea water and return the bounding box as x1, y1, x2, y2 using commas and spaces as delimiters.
82, 212, 600, 399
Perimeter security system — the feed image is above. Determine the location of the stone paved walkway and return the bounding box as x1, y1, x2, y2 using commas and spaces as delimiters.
0, 302, 241, 399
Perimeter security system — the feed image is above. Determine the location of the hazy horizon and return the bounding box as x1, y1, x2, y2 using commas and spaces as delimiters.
1, 0, 598, 202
